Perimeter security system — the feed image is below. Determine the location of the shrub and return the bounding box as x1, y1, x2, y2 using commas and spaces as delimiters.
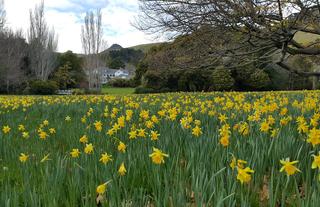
107, 78, 134, 88
134, 86, 156, 94
133, 61, 149, 86
142, 70, 166, 90
29, 80, 58, 95
210, 68, 235, 91
178, 69, 212, 91
71, 88, 85, 95
163, 70, 183, 91
235, 65, 271, 90
248, 69, 271, 90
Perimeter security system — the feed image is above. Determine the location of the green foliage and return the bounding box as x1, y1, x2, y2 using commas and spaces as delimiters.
142, 70, 166, 90
58, 51, 83, 72
211, 67, 235, 91
105, 48, 144, 68
51, 51, 86, 89
107, 78, 134, 88
139, 69, 214, 92
107, 57, 125, 69
177, 69, 212, 91
133, 61, 148, 86
249, 70, 272, 90
52, 63, 76, 90
71, 88, 85, 95
235, 65, 271, 90
29, 80, 58, 95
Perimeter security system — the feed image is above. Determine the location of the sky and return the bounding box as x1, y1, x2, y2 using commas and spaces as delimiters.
4, 0, 161, 53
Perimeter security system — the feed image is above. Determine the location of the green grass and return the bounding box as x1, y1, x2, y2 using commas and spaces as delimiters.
101, 87, 135, 95
1, 91, 320, 206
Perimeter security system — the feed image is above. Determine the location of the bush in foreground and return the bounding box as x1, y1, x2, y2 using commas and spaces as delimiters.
29, 80, 58, 95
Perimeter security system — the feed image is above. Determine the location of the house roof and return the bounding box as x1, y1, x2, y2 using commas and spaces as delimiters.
93, 67, 130, 75
96, 67, 118, 74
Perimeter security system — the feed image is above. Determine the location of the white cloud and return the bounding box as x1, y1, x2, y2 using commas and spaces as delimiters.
4, 0, 163, 53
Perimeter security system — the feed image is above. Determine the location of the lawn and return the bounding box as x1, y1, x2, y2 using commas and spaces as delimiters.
101, 87, 135, 95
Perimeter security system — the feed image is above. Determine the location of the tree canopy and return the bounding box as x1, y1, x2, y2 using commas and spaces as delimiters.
137, 0, 320, 77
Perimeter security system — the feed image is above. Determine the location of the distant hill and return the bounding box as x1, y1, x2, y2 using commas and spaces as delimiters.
108, 44, 123, 51
100, 42, 164, 55
81, 43, 164, 72
100, 44, 123, 55
129, 43, 163, 53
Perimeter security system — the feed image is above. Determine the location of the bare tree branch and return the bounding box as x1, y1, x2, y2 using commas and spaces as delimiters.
27, 0, 58, 81
136, 0, 320, 77
81, 9, 105, 90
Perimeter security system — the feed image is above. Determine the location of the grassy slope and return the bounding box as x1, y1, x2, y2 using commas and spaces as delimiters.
101, 87, 135, 95
128, 43, 163, 53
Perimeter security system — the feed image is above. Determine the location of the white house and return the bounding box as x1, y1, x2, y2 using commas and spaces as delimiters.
85, 67, 131, 84
99, 67, 130, 84
115, 69, 129, 77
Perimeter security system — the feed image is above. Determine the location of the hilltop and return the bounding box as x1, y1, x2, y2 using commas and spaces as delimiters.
129, 43, 163, 53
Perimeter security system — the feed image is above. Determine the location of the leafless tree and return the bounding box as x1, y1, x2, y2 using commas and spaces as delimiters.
0, 0, 5, 31
81, 9, 106, 90
136, 0, 320, 78
0, 29, 28, 93
27, 0, 58, 81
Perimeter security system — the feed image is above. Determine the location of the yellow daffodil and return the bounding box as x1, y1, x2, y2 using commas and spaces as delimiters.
84, 143, 94, 154
137, 128, 146, 138
43, 120, 49, 126
19, 153, 29, 163
118, 162, 126, 176
192, 126, 202, 137
79, 135, 88, 144
237, 167, 254, 184
260, 121, 270, 133
149, 147, 169, 164
117, 141, 126, 153
230, 156, 237, 170
39, 131, 48, 140
96, 180, 111, 195
312, 153, 320, 169
96, 183, 107, 195
99, 153, 113, 165
307, 128, 320, 147
220, 135, 230, 147
280, 158, 300, 176
65, 116, 71, 121
22, 131, 29, 139
218, 114, 228, 123
70, 149, 80, 158
128, 130, 137, 139
2, 125, 11, 134
150, 130, 160, 141
94, 121, 102, 132
18, 124, 25, 131
49, 128, 56, 134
